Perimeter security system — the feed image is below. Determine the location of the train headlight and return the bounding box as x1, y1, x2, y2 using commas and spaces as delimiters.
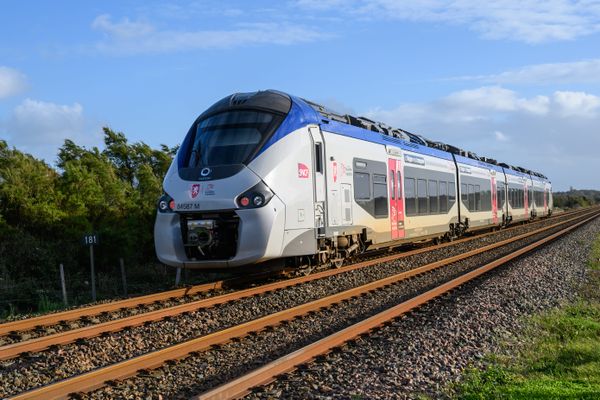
252, 195, 264, 206
236, 181, 273, 209
158, 193, 176, 213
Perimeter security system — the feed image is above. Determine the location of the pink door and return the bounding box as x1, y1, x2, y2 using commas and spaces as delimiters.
388, 158, 405, 239
491, 177, 498, 224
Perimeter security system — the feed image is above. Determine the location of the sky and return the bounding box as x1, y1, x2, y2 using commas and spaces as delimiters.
1, 0, 600, 191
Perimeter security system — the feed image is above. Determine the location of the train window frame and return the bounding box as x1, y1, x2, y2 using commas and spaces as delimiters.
428, 180, 439, 214
354, 172, 371, 201
448, 182, 456, 209
439, 181, 448, 213
468, 184, 475, 211
405, 177, 416, 216
373, 173, 389, 218
417, 179, 428, 215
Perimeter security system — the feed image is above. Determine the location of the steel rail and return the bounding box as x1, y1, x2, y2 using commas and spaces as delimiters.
0, 207, 585, 338
0, 281, 226, 337
0, 209, 593, 361
196, 211, 599, 400
8, 211, 598, 400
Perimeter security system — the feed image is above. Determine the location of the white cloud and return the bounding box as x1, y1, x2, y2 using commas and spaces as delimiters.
364, 86, 600, 190
0, 66, 27, 99
91, 14, 330, 55
553, 91, 600, 117
442, 86, 550, 115
456, 59, 600, 85
1, 99, 102, 164
296, 0, 600, 43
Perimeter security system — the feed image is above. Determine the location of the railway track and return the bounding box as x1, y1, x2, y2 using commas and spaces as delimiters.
0, 207, 586, 347
2, 207, 597, 399
0, 208, 590, 359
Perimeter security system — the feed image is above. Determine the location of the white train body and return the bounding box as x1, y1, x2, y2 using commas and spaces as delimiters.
154, 90, 552, 269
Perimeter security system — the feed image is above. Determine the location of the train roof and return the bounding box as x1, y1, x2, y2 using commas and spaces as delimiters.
297, 95, 547, 180
194, 90, 548, 181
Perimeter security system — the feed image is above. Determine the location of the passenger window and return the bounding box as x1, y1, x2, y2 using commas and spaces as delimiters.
405, 178, 416, 216
448, 182, 456, 209
439, 181, 447, 213
390, 170, 395, 200
468, 184, 475, 211
373, 174, 388, 218
461, 183, 468, 206
418, 179, 428, 214
428, 180, 438, 213
475, 185, 481, 211
354, 172, 370, 200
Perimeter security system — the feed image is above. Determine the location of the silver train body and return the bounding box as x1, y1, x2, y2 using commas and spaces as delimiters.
154, 90, 553, 269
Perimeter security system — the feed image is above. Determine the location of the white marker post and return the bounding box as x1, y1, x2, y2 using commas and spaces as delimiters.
82, 233, 99, 302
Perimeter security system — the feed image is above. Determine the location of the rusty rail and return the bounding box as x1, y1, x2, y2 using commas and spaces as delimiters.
8, 210, 597, 400
1, 209, 593, 361
196, 211, 599, 400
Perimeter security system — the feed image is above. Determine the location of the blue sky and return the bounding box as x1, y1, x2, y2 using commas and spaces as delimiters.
1, 1, 600, 191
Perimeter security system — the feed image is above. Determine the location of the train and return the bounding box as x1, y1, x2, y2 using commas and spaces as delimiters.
154, 90, 552, 270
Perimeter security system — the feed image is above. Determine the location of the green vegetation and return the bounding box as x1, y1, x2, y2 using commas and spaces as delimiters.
0, 129, 181, 317
553, 190, 600, 210
456, 235, 600, 399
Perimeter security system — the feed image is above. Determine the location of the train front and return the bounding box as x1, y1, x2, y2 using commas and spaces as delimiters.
154, 90, 305, 269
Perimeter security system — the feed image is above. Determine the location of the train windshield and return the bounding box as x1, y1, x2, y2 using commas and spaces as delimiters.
186, 110, 283, 168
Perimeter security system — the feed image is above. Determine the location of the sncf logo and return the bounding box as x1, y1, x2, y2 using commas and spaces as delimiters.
297, 163, 309, 178
190, 184, 201, 199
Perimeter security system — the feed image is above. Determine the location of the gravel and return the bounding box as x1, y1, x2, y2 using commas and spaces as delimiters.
69, 216, 597, 400
247, 216, 599, 399
0, 212, 589, 398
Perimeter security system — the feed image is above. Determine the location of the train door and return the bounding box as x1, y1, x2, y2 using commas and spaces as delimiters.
388, 158, 405, 239
309, 126, 326, 237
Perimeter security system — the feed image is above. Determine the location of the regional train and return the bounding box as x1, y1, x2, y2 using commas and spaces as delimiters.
154, 90, 552, 270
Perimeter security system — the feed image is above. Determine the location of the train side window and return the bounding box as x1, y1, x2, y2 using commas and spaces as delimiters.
373, 174, 388, 218
354, 172, 370, 200
405, 178, 416, 216
390, 170, 395, 200
417, 179, 428, 214
461, 183, 468, 206
468, 184, 475, 211
497, 183, 503, 209
448, 182, 456, 209
439, 181, 447, 213
428, 180, 438, 213
475, 185, 481, 211
315, 143, 323, 173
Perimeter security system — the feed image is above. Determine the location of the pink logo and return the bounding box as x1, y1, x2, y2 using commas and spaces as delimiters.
191, 184, 201, 198
298, 163, 309, 178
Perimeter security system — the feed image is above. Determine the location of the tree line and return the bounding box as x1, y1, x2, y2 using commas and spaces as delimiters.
0, 128, 177, 315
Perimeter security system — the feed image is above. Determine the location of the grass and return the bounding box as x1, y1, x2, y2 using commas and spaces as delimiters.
455, 233, 600, 400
